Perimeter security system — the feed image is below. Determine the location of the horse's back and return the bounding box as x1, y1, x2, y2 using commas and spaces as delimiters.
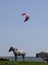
17, 50, 26, 55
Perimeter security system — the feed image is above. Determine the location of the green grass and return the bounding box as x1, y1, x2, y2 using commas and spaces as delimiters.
0, 61, 48, 65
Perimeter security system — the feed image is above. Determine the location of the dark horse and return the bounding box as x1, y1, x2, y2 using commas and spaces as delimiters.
36, 52, 48, 62
9, 47, 26, 61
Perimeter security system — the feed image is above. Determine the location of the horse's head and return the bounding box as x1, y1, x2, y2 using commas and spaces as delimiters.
9, 47, 18, 52
9, 47, 13, 52
36, 53, 39, 58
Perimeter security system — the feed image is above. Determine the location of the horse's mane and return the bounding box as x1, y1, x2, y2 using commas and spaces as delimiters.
12, 47, 18, 50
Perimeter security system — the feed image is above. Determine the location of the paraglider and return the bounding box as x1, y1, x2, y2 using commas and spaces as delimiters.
22, 12, 30, 22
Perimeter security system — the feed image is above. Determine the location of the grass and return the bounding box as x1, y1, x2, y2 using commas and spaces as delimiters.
0, 61, 48, 65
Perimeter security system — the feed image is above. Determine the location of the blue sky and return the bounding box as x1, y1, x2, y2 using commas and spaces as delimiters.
0, 0, 48, 56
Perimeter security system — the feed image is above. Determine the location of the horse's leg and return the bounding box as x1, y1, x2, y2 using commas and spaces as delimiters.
22, 55, 25, 60
15, 55, 17, 61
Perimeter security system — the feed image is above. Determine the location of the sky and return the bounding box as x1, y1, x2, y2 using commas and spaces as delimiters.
0, 0, 48, 57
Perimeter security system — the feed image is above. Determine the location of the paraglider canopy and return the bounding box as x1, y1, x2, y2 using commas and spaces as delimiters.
22, 12, 30, 22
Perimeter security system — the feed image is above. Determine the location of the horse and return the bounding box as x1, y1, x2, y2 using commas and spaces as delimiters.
9, 47, 26, 61
0, 57, 9, 61
36, 52, 48, 62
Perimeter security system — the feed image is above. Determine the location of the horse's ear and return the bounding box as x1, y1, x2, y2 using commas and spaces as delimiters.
10, 46, 12, 48
10, 47, 13, 48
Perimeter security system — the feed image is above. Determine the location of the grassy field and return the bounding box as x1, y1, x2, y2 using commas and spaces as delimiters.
0, 61, 48, 65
